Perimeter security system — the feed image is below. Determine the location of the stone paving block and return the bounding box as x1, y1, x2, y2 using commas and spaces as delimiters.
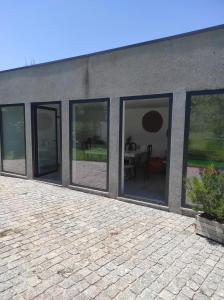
115, 288, 136, 299
96, 266, 110, 277
73, 279, 90, 293
61, 286, 80, 300
137, 288, 157, 300
83, 284, 100, 299
86, 272, 101, 285
176, 292, 191, 300
193, 292, 210, 300
159, 289, 176, 300
182, 286, 195, 298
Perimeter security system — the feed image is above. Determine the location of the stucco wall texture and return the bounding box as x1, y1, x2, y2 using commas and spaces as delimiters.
0, 25, 224, 215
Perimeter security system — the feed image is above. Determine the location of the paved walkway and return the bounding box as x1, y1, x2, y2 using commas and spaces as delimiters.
0, 177, 224, 300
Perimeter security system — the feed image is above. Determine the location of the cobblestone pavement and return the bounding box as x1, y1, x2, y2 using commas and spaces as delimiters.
0, 176, 224, 300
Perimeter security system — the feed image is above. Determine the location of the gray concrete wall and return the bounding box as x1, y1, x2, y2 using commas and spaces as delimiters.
168, 90, 186, 213
108, 97, 120, 198
61, 101, 70, 186
25, 103, 33, 179
0, 28, 224, 103
0, 26, 224, 214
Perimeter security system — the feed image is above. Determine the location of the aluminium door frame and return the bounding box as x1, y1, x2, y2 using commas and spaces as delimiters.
118, 93, 173, 206
0, 103, 27, 176
69, 98, 110, 192
31, 101, 61, 178
181, 88, 224, 208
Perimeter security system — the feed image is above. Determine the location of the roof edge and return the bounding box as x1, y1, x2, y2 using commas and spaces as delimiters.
1, 23, 224, 74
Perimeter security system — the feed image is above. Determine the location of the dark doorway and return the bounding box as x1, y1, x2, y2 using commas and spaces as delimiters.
32, 102, 61, 183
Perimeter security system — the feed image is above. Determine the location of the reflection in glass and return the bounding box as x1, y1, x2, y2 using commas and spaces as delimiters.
36, 107, 58, 175
1, 105, 26, 175
71, 101, 108, 190
186, 93, 224, 204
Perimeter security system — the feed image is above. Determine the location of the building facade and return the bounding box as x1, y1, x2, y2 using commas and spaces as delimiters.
0, 25, 224, 216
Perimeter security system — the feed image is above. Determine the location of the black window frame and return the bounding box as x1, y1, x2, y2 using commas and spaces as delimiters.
31, 101, 62, 181
182, 88, 224, 208
0, 103, 27, 176
69, 98, 110, 192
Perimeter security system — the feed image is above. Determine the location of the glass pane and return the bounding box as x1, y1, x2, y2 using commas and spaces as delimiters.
71, 101, 108, 190
36, 108, 57, 175
1, 105, 26, 175
185, 93, 224, 205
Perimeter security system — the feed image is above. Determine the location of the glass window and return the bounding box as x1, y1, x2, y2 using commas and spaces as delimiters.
71, 100, 109, 190
184, 92, 224, 205
1, 105, 26, 175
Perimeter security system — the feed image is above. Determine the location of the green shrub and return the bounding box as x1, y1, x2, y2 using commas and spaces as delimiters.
186, 164, 224, 221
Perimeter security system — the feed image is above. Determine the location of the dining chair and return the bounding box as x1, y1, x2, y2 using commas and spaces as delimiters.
124, 150, 137, 179
143, 144, 152, 180
147, 144, 152, 155
125, 142, 137, 152
124, 158, 136, 179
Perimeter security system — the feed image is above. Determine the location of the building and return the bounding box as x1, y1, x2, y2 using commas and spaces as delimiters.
0, 25, 224, 216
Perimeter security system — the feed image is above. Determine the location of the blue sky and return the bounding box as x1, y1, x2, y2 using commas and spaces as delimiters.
1, 0, 223, 71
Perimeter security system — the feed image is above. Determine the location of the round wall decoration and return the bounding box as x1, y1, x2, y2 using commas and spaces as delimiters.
142, 110, 163, 132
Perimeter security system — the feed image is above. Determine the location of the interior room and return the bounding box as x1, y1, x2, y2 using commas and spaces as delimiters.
32, 103, 61, 183
121, 97, 170, 204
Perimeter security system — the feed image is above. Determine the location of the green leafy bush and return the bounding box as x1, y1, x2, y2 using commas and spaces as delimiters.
186, 164, 224, 221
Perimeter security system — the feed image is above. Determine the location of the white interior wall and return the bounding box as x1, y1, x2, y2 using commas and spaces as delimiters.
125, 106, 168, 157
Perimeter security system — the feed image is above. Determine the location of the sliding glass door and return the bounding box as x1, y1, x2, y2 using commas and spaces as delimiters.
119, 95, 172, 205
70, 99, 109, 190
34, 106, 58, 176
183, 90, 224, 206
0, 104, 26, 175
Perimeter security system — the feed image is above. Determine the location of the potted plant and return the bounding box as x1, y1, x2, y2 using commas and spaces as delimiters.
186, 164, 224, 244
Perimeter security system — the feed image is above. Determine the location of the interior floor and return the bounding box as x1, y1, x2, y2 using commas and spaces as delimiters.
38, 170, 61, 183
124, 170, 166, 205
